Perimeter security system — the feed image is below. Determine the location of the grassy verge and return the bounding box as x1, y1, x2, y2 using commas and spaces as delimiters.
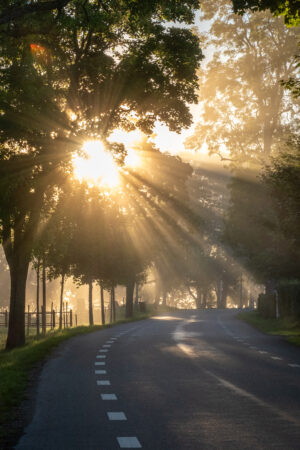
0, 313, 150, 444
237, 310, 300, 346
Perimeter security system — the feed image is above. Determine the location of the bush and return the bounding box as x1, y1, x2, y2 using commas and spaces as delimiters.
257, 282, 300, 319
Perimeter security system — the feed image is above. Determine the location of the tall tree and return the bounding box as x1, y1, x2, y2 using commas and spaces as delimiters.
186, 0, 299, 166
0, 1, 203, 348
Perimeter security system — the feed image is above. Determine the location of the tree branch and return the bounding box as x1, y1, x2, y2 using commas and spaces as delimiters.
0, 0, 70, 26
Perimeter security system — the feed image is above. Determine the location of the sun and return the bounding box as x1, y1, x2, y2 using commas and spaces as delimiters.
73, 141, 120, 188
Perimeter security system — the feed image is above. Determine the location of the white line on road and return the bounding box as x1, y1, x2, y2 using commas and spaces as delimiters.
95, 362, 106, 366
107, 341, 114, 344
97, 380, 110, 385
101, 394, 117, 400
96, 355, 106, 359
95, 370, 106, 374
259, 351, 268, 354
117, 437, 142, 448
99, 349, 108, 352
289, 363, 300, 368
271, 356, 282, 360
103, 344, 111, 348
107, 412, 127, 420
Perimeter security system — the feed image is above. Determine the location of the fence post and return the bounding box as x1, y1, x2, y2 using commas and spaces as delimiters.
66, 302, 68, 328
75, 313, 77, 327
52, 308, 55, 328
70, 309, 72, 327
5, 309, 8, 327
27, 305, 30, 336
51, 302, 54, 329
63, 302, 66, 328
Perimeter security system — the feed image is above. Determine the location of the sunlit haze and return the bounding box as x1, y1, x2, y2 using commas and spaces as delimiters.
73, 141, 120, 188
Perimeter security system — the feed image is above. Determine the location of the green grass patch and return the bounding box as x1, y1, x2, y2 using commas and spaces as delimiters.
237, 310, 300, 346
0, 313, 150, 444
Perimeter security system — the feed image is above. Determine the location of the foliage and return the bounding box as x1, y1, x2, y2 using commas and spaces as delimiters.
186, 0, 299, 166
231, 0, 300, 26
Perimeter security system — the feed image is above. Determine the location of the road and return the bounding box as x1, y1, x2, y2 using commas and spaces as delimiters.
16, 310, 300, 449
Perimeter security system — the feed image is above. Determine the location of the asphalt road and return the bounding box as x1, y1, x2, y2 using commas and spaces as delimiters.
16, 310, 300, 449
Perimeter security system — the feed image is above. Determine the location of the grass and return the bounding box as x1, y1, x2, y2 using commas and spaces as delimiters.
237, 310, 300, 346
0, 313, 150, 445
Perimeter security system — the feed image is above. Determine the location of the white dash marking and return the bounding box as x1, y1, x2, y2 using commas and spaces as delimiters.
99, 349, 108, 353
95, 370, 106, 375
101, 394, 117, 400
289, 363, 300, 368
271, 356, 282, 360
117, 437, 142, 448
96, 355, 106, 359
107, 412, 127, 421
97, 380, 110, 385
95, 362, 106, 366
259, 351, 268, 354
107, 341, 114, 344
103, 344, 111, 348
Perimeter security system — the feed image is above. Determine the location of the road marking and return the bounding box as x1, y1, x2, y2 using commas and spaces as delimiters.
259, 351, 268, 354
250, 346, 257, 350
107, 412, 127, 420
101, 394, 117, 400
95, 362, 106, 366
271, 356, 282, 360
107, 341, 114, 344
97, 380, 110, 385
99, 349, 108, 352
96, 355, 106, 359
117, 437, 142, 448
95, 370, 106, 374
289, 364, 300, 368
103, 344, 111, 348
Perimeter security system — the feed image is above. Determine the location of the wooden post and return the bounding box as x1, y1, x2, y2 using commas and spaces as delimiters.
66, 302, 68, 328
27, 304, 30, 336
52, 309, 55, 328
75, 313, 77, 327
36, 259, 40, 336
63, 302, 66, 328
70, 309, 73, 327
42, 258, 46, 334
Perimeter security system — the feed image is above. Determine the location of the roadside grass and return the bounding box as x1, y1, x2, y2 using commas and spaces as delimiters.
238, 310, 300, 346
0, 313, 150, 444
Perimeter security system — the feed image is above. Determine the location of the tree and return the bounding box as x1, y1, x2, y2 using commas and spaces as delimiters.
186, 1, 299, 166
231, 0, 300, 26
0, 1, 203, 348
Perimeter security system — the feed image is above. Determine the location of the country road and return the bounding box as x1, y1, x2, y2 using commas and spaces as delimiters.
16, 310, 300, 450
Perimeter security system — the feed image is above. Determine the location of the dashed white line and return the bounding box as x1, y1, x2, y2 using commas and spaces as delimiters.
289, 363, 300, 368
271, 356, 282, 360
117, 437, 142, 448
97, 380, 110, 385
96, 355, 106, 359
259, 351, 268, 354
103, 344, 111, 348
107, 412, 127, 421
101, 394, 117, 400
95, 370, 106, 374
95, 362, 106, 366
99, 349, 108, 352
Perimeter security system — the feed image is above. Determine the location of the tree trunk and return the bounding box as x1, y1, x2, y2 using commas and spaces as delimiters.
59, 273, 65, 329
42, 258, 47, 334
202, 289, 208, 309
162, 290, 167, 307
126, 279, 135, 318
109, 288, 113, 323
195, 286, 202, 309
36, 259, 40, 336
6, 257, 30, 349
112, 286, 116, 322
135, 283, 139, 305
100, 285, 105, 325
88, 281, 94, 326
